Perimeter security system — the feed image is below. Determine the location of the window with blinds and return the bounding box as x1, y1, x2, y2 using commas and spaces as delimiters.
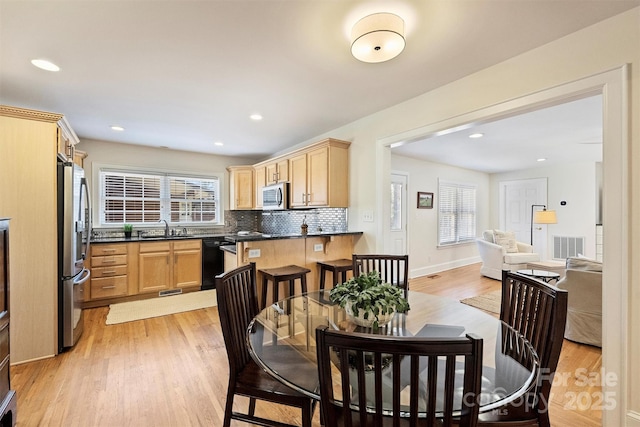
438, 180, 476, 246
99, 169, 220, 226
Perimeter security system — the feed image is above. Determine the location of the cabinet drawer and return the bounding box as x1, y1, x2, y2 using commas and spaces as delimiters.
90, 276, 128, 299
174, 240, 201, 250
139, 241, 171, 253
92, 244, 127, 256
92, 265, 128, 278
0, 354, 8, 404
0, 324, 8, 363
91, 255, 128, 267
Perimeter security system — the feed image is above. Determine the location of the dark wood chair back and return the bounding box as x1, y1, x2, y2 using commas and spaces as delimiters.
498, 270, 568, 424
352, 254, 410, 292
316, 325, 483, 427
216, 262, 259, 376
216, 263, 316, 427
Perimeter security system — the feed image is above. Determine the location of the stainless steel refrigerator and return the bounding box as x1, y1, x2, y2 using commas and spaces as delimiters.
57, 154, 92, 352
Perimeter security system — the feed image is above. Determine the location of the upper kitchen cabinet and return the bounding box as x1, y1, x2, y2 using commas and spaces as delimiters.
254, 165, 266, 209
227, 166, 254, 210
265, 158, 289, 186
56, 115, 80, 159
289, 138, 350, 208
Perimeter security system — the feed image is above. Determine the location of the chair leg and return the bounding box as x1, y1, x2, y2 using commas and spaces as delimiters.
223, 387, 235, 427
302, 401, 313, 427
248, 397, 256, 417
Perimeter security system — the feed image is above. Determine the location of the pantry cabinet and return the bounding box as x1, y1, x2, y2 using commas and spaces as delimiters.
228, 166, 254, 210
0, 105, 78, 362
289, 138, 349, 208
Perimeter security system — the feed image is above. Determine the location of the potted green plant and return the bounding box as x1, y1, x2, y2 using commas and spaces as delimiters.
329, 271, 410, 328
123, 223, 133, 238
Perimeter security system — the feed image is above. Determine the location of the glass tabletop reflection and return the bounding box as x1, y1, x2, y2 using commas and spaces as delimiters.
247, 290, 538, 416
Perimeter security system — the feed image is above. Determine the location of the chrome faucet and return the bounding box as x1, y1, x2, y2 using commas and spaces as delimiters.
159, 219, 169, 237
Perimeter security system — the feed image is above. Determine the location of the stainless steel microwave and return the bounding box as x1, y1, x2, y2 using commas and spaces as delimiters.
262, 182, 289, 210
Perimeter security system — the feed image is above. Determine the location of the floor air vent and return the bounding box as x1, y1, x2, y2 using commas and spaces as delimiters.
159, 289, 183, 297
553, 236, 585, 259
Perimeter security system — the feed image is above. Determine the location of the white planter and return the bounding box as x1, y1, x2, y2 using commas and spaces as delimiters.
345, 301, 396, 328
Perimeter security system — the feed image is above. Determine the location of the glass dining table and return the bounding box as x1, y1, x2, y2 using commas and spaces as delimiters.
247, 290, 539, 418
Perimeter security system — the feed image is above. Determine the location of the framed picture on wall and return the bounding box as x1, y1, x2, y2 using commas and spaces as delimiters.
417, 192, 434, 209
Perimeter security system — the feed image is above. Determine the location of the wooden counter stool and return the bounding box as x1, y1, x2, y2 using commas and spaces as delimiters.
317, 259, 353, 291
259, 265, 311, 309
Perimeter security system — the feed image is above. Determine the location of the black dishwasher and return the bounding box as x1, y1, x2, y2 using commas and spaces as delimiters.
201, 238, 233, 290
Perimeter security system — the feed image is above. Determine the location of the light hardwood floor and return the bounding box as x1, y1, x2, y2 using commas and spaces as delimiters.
11, 263, 602, 426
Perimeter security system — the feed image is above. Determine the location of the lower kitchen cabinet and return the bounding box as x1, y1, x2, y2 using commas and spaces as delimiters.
139, 240, 202, 294
86, 239, 202, 306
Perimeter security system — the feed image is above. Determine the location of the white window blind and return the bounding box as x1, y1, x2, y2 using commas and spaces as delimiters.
99, 169, 220, 226
438, 180, 476, 246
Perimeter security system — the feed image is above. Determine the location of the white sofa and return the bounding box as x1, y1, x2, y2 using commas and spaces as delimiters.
556, 257, 602, 347
476, 230, 540, 280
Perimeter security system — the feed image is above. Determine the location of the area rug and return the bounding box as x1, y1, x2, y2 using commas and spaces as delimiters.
106, 289, 217, 325
460, 289, 501, 314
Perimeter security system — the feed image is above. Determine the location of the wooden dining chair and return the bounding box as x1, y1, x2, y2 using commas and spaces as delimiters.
215, 262, 317, 427
352, 254, 410, 293
478, 270, 568, 427
316, 325, 484, 427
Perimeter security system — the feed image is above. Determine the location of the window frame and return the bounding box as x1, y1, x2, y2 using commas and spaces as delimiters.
93, 163, 224, 228
437, 179, 477, 247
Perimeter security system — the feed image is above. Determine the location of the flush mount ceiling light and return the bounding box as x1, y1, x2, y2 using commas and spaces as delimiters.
31, 59, 60, 72
351, 13, 405, 63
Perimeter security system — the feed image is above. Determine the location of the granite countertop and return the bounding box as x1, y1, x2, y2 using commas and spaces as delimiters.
92, 231, 363, 244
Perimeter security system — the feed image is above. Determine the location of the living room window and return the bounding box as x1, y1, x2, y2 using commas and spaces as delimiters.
438, 179, 476, 246
98, 168, 220, 226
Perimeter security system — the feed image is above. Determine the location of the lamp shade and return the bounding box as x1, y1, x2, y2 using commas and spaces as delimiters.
533, 209, 557, 224
351, 13, 405, 63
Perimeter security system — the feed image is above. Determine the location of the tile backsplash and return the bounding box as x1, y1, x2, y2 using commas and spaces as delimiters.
92, 208, 348, 239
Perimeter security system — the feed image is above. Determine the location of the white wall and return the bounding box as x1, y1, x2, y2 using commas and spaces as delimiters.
78, 138, 257, 229
491, 162, 598, 259
291, 8, 638, 425
391, 154, 489, 277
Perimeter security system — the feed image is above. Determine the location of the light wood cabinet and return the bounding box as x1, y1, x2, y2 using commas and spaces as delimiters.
289, 139, 349, 208
0, 105, 78, 362
228, 166, 254, 210
173, 240, 202, 288
139, 242, 172, 293
138, 240, 202, 294
254, 165, 266, 209
265, 158, 289, 185
90, 243, 129, 300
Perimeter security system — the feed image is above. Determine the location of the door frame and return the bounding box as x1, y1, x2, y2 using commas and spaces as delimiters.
378, 66, 629, 425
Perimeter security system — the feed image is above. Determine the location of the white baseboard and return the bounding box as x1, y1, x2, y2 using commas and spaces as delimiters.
409, 256, 481, 279
626, 411, 640, 426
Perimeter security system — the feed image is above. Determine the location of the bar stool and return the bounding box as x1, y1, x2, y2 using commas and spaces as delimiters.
317, 259, 353, 291
259, 264, 311, 309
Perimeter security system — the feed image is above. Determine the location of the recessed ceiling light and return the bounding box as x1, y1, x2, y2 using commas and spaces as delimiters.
250, 114, 263, 121
469, 133, 484, 139
537, 158, 547, 162
31, 59, 60, 72
214, 141, 224, 147
110, 125, 125, 131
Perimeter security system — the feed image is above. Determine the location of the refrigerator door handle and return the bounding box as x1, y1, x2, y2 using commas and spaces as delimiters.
74, 268, 91, 285
80, 177, 92, 260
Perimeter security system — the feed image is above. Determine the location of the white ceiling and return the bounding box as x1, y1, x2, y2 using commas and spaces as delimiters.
392, 94, 604, 173
1, 1, 636, 165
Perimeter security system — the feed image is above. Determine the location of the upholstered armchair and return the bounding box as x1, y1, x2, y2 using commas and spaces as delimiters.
556, 257, 602, 347
476, 230, 540, 280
